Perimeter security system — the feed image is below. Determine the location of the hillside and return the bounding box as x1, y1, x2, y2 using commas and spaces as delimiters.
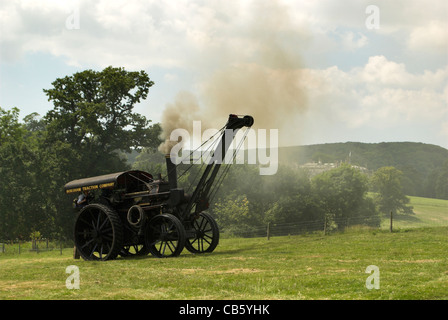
278, 142, 448, 198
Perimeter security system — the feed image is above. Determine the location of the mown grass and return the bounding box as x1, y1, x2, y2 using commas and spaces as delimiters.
380, 195, 448, 229
1, 226, 447, 300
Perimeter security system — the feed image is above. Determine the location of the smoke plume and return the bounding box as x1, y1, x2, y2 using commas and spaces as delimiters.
158, 0, 310, 153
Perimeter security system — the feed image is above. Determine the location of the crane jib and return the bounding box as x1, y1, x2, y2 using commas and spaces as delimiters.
181, 114, 254, 218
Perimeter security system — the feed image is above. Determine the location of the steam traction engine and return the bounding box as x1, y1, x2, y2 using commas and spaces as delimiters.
64, 114, 254, 260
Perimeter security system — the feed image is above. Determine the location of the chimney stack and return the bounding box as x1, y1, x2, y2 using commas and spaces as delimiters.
165, 155, 178, 190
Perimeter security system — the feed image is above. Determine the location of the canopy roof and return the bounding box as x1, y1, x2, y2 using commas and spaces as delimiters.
64, 170, 153, 194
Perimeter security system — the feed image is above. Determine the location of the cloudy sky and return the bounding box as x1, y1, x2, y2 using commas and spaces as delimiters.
1, 0, 447, 148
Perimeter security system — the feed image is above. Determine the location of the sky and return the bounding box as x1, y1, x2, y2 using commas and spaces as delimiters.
0, 0, 447, 149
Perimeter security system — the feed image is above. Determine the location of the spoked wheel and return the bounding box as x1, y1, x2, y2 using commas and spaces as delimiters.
120, 244, 150, 257
146, 214, 186, 258
74, 204, 123, 261
185, 212, 219, 254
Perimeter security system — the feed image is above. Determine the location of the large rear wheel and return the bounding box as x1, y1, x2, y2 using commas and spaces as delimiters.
74, 204, 123, 261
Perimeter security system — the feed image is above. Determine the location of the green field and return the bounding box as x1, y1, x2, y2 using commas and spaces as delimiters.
0, 196, 447, 300
379, 196, 448, 230
1, 227, 447, 300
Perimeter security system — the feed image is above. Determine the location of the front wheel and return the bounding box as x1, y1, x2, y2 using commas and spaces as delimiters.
185, 212, 219, 254
145, 214, 186, 258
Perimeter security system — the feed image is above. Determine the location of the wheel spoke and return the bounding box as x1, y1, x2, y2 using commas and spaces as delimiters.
203, 233, 213, 239
99, 217, 110, 231
101, 226, 113, 234
161, 241, 167, 256
80, 238, 95, 249
90, 243, 98, 257
166, 241, 175, 253
96, 211, 102, 229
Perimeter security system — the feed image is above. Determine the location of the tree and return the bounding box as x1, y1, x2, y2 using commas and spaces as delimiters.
261, 166, 321, 227
0, 107, 26, 144
312, 164, 379, 230
213, 194, 256, 237
43, 66, 156, 176
0, 67, 159, 240
0, 107, 51, 238
371, 166, 414, 215
427, 160, 448, 200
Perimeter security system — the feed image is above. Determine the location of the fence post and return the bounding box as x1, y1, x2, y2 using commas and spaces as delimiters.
267, 222, 270, 240
323, 216, 327, 236
390, 211, 393, 233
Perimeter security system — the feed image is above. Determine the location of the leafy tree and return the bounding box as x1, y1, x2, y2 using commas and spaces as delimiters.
0, 107, 26, 144
261, 166, 321, 227
371, 166, 414, 215
0, 107, 46, 238
312, 164, 378, 230
213, 194, 257, 236
43, 66, 156, 176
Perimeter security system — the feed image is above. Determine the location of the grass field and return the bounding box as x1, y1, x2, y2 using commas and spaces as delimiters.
1, 195, 447, 300
0, 226, 447, 300
374, 195, 448, 230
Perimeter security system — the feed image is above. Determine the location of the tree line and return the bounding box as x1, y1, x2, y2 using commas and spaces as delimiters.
281, 142, 448, 200
0, 67, 419, 240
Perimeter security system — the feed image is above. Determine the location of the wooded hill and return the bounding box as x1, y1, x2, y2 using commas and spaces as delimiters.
131, 141, 448, 200
278, 141, 448, 199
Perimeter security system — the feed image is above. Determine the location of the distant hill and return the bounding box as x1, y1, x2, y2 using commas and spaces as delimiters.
128, 141, 448, 199
279, 142, 448, 198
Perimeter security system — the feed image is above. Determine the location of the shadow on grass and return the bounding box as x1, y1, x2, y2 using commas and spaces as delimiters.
392, 213, 422, 223
116, 246, 252, 261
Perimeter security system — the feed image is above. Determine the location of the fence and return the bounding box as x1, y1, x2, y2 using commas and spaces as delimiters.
0, 238, 73, 255
1, 212, 447, 254
220, 213, 448, 239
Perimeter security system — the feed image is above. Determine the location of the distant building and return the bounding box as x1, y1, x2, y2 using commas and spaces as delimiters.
299, 160, 370, 177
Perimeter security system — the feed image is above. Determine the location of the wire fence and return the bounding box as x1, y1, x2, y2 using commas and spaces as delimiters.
220, 213, 448, 239
1, 211, 447, 255
0, 238, 74, 256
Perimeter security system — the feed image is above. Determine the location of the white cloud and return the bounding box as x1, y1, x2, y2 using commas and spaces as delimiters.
301, 56, 448, 135
1, 0, 447, 69
408, 20, 448, 54
1, 0, 447, 147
